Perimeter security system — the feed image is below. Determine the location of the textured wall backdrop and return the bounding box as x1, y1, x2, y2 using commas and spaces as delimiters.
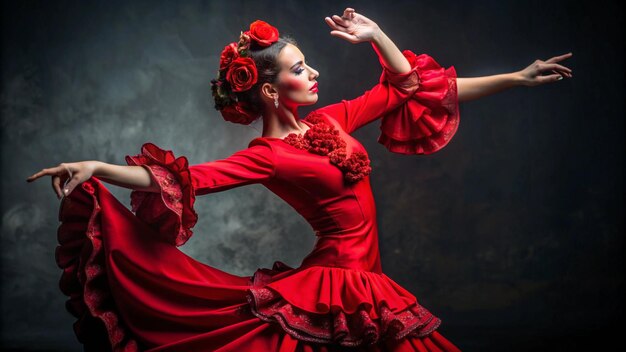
1, 0, 623, 351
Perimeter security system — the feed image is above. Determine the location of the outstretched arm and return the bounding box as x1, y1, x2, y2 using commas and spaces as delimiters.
26, 160, 158, 199
457, 52, 574, 103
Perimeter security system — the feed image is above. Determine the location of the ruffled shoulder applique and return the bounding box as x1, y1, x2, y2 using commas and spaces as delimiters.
282, 112, 372, 184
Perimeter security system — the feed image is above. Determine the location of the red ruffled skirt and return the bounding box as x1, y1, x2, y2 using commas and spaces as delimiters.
55, 177, 462, 351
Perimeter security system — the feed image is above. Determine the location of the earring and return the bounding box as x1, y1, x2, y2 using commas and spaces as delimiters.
274, 96, 279, 109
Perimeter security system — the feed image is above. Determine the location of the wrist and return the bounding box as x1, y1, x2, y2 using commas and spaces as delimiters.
91, 161, 105, 177
370, 27, 384, 45
510, 71, 527, 87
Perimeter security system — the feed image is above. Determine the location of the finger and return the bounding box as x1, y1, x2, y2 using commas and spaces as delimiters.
324, 17, 342, 31
545, 63, 572, 73
330, 30, 357, 43
332, 14, 350, 26
537, 73, 564, 83
331, 14, 350, 27
63, 164, 74, 181
52, 175, 63, 199
26, 169, 47, 182
343, 8, 355, 19
542, 68, 569, 78
545, 52, 573, 63
63, 176, 78, 197
536, 63, 566, 76
26, 167, 57, 182
552, 69, 572, 78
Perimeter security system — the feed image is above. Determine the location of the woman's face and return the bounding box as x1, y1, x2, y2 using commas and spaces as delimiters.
275, 43, 319, 108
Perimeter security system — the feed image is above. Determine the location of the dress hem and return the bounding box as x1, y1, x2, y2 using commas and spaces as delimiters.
244, 261, 444, 348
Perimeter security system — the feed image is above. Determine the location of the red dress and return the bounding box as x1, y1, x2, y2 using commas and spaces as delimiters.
56, 49, 461, 351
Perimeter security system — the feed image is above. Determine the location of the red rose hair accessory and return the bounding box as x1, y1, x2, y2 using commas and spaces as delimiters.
211, 20, 280, 125
226, 57, 258, 92
247, 20, 279, 47
220, 101, 258, 125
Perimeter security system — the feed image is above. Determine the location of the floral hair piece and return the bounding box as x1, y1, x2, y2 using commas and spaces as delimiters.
211, 20, 280, 125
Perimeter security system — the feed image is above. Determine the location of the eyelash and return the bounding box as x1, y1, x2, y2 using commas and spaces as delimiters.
295, 61, 311, 76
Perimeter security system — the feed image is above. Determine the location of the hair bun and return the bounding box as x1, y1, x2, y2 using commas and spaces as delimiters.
211, 20, 288, 125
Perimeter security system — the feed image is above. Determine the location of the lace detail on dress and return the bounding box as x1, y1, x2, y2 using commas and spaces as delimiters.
125, 143, 198, 247
439, 68, 460, 143
282, 113, 372, 184
248, 287, 441, 347
130, 164, 184, 223
57, 180, 141, 351
245, 262, 441, 347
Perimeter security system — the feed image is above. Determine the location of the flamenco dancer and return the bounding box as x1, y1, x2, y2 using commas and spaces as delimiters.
26, 8, 572, 352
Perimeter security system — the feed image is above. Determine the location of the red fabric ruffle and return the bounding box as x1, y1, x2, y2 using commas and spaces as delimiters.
125, 142, 198, 247
377, 50, 460, 155
55, 179, 461, 351
246, 261, 441, 348
56, 179, 140, 351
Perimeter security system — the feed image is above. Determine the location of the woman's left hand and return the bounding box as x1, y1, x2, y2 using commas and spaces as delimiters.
517, 52, 574, 87
324, 8, 381, 44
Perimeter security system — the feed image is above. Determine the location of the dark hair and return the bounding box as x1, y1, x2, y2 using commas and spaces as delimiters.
237, 36, 297, 114
212, 35, 298, 124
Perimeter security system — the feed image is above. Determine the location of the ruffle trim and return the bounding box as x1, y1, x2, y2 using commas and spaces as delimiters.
246, 261, 441, 347
56, 179, 140, 351
125, 142, 198, 247
378, 50, 460, 155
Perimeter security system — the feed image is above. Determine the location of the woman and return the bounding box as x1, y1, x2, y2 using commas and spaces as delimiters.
26, 8, 572, 352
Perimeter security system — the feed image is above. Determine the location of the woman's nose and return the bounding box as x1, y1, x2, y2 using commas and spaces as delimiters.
309, 67, 319, 79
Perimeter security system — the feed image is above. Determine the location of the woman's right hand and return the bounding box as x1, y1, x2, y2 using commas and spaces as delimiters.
324, 8, 382, 44
26, 161, 99, 199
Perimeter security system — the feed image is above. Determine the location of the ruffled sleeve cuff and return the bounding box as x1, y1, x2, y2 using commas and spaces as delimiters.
125, 142, 198, 246
378, 50, 460, 155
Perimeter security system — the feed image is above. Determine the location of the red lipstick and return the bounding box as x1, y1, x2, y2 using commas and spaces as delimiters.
309, 82, 318, 93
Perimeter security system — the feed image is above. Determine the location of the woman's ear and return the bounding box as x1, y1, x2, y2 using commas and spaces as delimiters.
260, 82, 278, 101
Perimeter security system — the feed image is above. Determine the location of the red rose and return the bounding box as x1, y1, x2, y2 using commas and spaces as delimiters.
219, 42, 239, 71
248, 20, 279, 47
220, 102, 257, 125
225, 57, 258, 92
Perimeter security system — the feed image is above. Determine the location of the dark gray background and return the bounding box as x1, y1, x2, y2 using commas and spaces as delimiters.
2, 0, 623, 351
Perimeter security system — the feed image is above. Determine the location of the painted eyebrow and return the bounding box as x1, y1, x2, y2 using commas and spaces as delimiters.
290, 58, 305, 70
